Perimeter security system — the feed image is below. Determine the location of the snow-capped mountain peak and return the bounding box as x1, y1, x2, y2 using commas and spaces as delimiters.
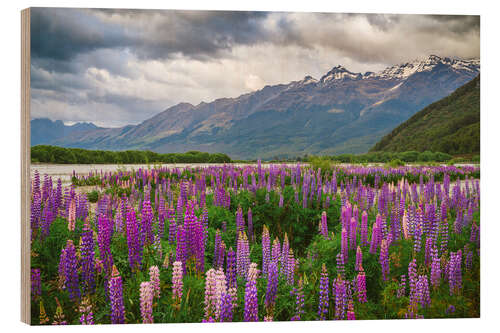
320, 65, 362, 82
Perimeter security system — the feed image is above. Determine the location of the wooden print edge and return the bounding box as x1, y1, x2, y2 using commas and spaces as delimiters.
21, 7, 31, 325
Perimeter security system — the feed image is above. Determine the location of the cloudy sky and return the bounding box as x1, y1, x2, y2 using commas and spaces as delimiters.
30, 8, 480, 127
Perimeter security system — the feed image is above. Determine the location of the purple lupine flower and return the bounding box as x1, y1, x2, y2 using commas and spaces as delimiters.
265, 261, 278, 317
317, 263, 329, 320
126, 206, 142, 271
63, 240, 80, 301
287, 249, 296, 285
415, 275, 431, 308
290, 278, 305, 321
431, 255, 441, 288
320, 211, 328, 239
226, 247, 237, 289
379, 238, 389, 282
172, 261, 183, 306
168, 216, 177, 245
244, 263, 259, 322
219, 292, 233, 322
109, 266, 125, 324
408, 259, 418, 307
80, 223, 95, 295
216, 241, 226, 270
262, 225, 271, 276
97, 214, 114, 276
236, 206, 245, 235
448, 250, 462, 296
140, 281, 154, 323
31, 268, 41, 299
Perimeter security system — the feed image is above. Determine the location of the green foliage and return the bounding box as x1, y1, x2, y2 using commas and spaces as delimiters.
86, 190, 99, 203
371, 75, 480, 155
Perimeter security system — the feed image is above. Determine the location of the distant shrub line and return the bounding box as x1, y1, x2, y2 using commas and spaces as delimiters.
31, 145, 232, 164
309, 150, 479, 164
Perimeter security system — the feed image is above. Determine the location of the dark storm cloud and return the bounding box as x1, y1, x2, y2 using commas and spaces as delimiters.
30, 9, 480, 127
31, 8, 270, 66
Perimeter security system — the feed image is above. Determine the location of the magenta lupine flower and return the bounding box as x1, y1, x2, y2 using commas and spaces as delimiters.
369, 222, 380, 254
334, 275, 347, 320
81, 223, 95, 295
226, 247, 237, 289
317, 263, 329, 320
290, 278, 305, 321
262, 226, 271, 276
355, 246, 363, 271
149, 266, 160, 299
341, 228, 348, 263
172, 261, 183, 305
140, 281, 154, 323
237, 231, 250, 278
360, 211, 368, 246
320, 211, 328, 239
265, 260, 278, 317
126, 206, 142, 271
347, 301, 355, 320
350, 216, 357, 250
109, 266, 125, 324
244, 263, 259, 322
63, 240, 80, 301
357, 270, 367, 303
31, 268, 41, 299
379, 239, 390, 281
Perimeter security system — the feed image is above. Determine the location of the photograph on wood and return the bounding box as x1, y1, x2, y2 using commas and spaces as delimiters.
22, 7, 480, 325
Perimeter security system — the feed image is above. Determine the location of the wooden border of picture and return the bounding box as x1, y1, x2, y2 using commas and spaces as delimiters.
21, 7, 31, 325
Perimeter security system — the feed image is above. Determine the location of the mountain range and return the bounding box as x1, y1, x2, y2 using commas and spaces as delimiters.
31, 55, 480, 159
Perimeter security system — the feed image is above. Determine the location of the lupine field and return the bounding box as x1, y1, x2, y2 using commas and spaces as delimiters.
29, 162, 480, 324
